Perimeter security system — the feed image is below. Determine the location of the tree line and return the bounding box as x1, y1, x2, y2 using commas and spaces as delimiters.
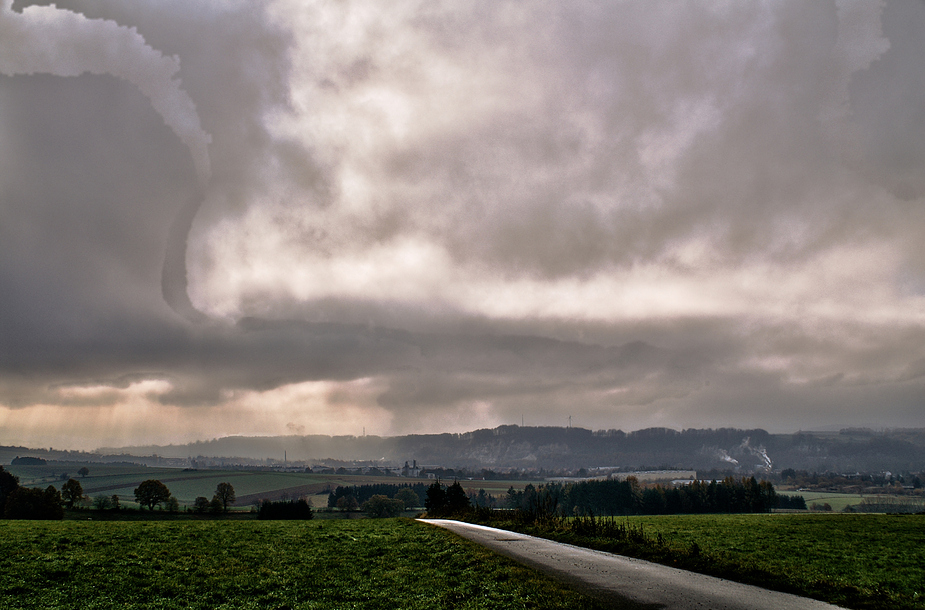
327, 482, 428, 510
256, 498, 314, 519
503, 476, 780, 516
324, 476, 789, 518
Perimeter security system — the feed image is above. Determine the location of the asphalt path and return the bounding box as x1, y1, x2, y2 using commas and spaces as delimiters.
419, 519, 846, 610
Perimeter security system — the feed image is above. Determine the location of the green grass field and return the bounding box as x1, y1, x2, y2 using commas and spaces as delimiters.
2, 512, 922, 609
629, 513, 925, 609
480, 512, 924, 610
0, 519, 609, 610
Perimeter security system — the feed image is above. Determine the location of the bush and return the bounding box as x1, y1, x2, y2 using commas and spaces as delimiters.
362, 495, 405, 518
395, 487, 421, 509
336, 495, 359, 511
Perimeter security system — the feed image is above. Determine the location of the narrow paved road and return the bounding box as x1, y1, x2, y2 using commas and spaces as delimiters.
419, 519, 846, 610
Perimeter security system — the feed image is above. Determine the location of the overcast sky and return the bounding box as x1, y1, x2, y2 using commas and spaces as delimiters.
1, 0, 923, 451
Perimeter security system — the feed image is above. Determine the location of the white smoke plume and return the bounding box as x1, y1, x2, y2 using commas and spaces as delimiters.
0, 0, 211, 184
738, 437, 773, 471
717, 449, 740, 467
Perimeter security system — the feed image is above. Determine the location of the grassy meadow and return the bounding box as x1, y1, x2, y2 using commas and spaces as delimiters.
631, 513, 924, 609
476, 512, 924, 610
1, 510, 922, 609
0, 518, 610, 610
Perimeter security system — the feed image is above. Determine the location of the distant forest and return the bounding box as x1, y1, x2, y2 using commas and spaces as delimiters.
6, 426, 925, 473
331, 478, 805, 515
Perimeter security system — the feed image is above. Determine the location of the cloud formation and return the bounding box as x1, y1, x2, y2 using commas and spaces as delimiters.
0, 0, 211, 183
1, 0, 924, 450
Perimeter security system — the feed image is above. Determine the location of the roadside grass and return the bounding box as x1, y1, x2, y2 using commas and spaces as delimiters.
466, 512, 925, 610
0, 519, 609, 610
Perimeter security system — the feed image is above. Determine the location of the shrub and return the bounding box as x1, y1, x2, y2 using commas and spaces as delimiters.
362, 495, 404, 518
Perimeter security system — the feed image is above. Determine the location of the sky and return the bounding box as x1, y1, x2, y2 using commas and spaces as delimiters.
1, 0, 923, 451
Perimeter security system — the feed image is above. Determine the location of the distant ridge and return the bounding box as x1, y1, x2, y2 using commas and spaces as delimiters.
83, 425, 925, 472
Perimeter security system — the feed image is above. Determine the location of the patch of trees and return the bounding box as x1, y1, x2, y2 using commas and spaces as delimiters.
362, 495, 405, 518
424, 480, 471, 517
327, 482, 426, 509
93, 494, 121, 510
776, 494, 807, 510
504, 476, 778, 516
0, 465, 64, 519
848, 496, 925, 514
193, 496, 216, 513
777, 468, 925, 493
394, 487, 421, 509
193, 482, 237, 514
5, 486, 64, 519
468, 488, 499, 508
257, 499, 314, 520
11, 456, 46, 465
327, 481, 495, 515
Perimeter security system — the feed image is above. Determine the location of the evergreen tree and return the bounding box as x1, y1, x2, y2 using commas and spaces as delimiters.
445, 481, 470, 514
424, 480, 448, 514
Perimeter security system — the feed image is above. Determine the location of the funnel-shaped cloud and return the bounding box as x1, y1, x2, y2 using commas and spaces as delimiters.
0, 0, 211, 184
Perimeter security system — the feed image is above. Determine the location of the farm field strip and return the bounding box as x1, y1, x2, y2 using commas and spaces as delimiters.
13, 465, 550, 507
787, 491, 866, 511
7, 465, 176, 486
134, 473, 326, 502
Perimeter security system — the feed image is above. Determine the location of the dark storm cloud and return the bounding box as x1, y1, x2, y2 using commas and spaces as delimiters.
1, 0, 924, 447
